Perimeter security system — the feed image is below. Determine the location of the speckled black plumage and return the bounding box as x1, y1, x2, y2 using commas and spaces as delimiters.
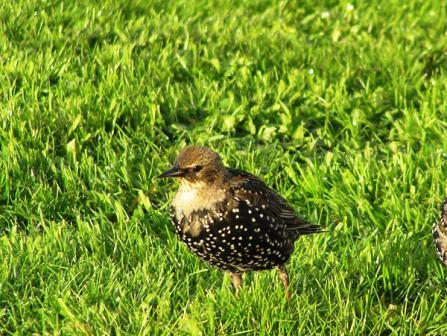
159, 145, 322, 297
433, 198, 447, 265
171, 169, 320, 273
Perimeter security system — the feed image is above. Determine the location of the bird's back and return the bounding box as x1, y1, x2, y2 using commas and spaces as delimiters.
227, 168, 322, 241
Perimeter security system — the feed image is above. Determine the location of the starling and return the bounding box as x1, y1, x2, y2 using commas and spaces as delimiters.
158, 146, 322, 297
433, 197, 447, 265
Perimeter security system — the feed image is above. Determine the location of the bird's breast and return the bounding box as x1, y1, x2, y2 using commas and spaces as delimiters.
172, 183, 227, 222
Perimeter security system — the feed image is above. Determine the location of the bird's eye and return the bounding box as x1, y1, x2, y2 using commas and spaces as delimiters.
192, 165, 203, 173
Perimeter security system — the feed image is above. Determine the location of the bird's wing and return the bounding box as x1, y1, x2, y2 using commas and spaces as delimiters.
227, 168, 321, 235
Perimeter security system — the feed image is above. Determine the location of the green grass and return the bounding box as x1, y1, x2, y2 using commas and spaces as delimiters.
1, 0, 447, 334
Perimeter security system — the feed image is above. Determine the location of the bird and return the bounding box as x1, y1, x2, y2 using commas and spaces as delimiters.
433, 197, 447, 265
158, 145, 322, 298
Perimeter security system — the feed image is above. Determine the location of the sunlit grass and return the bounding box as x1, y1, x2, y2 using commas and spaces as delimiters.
1, 0, 447, 334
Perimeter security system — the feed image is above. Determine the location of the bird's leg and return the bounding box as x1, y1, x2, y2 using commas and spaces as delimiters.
229, 272, 242, 296
277, 265, 291, 300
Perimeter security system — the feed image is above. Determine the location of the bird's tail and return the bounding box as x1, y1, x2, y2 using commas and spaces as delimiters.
286, 218, 324, 236
433, 198, 447, 265
298, 223, 324, 235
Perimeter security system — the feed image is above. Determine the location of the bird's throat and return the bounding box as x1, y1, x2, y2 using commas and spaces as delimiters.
172, 180, 227, 221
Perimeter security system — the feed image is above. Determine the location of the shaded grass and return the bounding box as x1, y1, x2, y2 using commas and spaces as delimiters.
1, 0, 447, 334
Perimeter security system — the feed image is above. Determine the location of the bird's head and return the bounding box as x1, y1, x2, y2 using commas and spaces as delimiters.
158, 146, 226, 186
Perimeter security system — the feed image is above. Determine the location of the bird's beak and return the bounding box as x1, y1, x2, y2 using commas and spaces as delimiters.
157, 165, 185, 178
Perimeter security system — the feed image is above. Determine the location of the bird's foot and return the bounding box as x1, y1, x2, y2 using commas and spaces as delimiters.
277, 265, 291, 300
228, 272, 242, 297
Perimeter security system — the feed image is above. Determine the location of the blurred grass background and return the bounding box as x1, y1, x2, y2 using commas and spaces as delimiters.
1, 0, 447, 334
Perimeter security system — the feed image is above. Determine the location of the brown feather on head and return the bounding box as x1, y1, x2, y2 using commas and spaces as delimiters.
158, 146, 226, 185
176, 146, 221, 168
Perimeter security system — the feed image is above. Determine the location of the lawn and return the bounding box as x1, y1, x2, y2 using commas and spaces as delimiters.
1, 0, 447, 334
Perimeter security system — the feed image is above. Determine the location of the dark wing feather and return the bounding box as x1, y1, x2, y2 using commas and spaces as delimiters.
227, 168, 322, 236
